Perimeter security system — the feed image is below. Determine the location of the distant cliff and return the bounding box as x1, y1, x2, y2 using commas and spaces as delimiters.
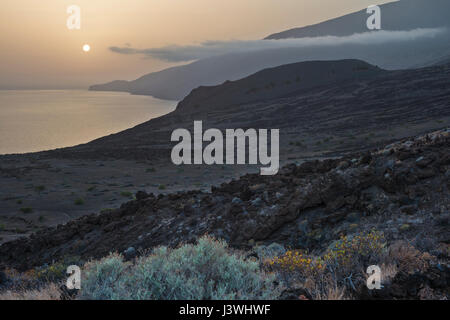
265, 0, 450, 39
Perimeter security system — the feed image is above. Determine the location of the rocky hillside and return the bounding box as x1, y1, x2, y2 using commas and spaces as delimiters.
176, 59, 385, 112
1, 59, 448, 250
49, 61, 450, 162
1, 129, 448, 276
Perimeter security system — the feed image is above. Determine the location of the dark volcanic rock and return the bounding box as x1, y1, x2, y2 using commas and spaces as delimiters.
0, 130, 449, 272
361, 265, 450, 300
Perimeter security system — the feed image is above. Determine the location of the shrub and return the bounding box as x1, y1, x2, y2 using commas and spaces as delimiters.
323, 230, 386, 276
120, 191, 133, 198
100, 208, 114, 214
388, 241, 430, 274
269, 250, 325, 277
80, 254, 130, 300
254, 243, 286, 261
20, 207, 33, 214
34, 256, 83, 282
35, 263, 66, 282
267, 230, 386, 298
400, 224, 410, 231
74, 198, 84, 205
34, 186, 45, 193
80, 236, 279, 300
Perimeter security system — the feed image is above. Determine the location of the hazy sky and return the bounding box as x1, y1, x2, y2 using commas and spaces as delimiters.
0, 0, 393, 89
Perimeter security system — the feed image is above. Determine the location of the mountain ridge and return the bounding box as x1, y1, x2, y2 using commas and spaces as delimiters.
89, 32, 450, 101
51, 59, 450, 161
265, 0, 450, 39
89, 0, 450, 101
176, 59, 385, 112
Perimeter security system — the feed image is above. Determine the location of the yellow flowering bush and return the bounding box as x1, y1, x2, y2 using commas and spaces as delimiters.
33, 256, 82, 282
268, 250, 325, 278
323, 230, 386, 274
268, 231, 385, 274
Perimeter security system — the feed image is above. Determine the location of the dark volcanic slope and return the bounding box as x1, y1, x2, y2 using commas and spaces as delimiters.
265, 0, 450, 40
176, 60, 384, 112
42, 60, 450, 161
0, 129, 448, 271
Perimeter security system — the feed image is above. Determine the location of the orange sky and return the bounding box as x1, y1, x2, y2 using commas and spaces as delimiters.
0, 0, 393, 89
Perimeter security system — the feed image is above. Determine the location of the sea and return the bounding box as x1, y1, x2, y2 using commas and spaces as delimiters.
0, 90, 177, 155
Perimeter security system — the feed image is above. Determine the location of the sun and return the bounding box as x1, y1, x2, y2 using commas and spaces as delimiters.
82, 44, 91, 52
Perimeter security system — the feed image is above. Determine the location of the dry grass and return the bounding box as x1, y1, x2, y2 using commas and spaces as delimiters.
0, 283, 62, 300
380, 263, 398, 283
303, 275, 347, 300
388, 241, 431, 274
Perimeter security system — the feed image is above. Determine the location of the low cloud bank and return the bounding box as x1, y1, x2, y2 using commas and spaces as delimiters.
110, 28, 446, 62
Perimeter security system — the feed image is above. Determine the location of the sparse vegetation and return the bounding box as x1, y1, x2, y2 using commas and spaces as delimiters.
1, 130, 449, 301
120, 191, 133, 198
323, 231, 386, 277
1, 228, 447, 300
100, 208, 114, 214
0, 284, 62, 300
20, 207, 33, 214
400, 224, 410, 231
34, 186, 45, 193
30, 256, 83, 283
267, 230, 387, 299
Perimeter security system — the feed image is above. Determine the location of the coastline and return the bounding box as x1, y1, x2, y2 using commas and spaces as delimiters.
0, 89, 177, 156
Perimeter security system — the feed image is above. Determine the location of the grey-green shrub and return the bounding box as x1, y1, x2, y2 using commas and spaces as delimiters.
254, 243, 286, 261
80, 253, 130, 300
80, 236, 279, 300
